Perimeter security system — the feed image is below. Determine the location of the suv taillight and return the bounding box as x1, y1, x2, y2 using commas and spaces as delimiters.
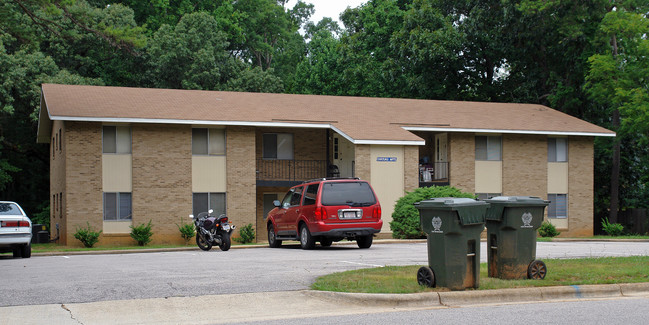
1, 221, 30, 227
315, 206, 325, 220
372, 206, 381, 219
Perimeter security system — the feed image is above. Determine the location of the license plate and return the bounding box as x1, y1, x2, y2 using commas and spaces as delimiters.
222, 224, 230, 231
341, 211, 359, 220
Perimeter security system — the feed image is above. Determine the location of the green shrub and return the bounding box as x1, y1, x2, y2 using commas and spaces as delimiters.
176, 220, 195, 244
602, 218, 625, 236
233, 223, 255, 244
31, 202, 50, 231
390, 186, 476, 239
538, 221, 560, 237
130, 220, 154, 246
73, 222, 102, 248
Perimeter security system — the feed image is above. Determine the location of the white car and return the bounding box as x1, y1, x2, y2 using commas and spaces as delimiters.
0, 201, 32, 258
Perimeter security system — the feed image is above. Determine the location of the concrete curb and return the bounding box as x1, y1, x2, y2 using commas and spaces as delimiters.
306, 283, 649, 308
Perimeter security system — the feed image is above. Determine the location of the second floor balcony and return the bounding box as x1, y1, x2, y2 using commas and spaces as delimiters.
256, 159, 329, 186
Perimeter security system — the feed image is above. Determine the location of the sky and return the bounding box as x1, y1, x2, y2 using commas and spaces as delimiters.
285, 0, 367, 26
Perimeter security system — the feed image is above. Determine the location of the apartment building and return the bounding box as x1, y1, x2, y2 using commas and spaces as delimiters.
38, 84, 614, 245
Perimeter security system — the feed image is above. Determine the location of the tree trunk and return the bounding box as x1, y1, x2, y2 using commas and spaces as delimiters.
609, 108, 621, 223
608, 32, 620, 223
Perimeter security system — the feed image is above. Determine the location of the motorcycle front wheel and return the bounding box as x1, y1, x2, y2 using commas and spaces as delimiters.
217, 230, 231, 251
196, 233, 213, 251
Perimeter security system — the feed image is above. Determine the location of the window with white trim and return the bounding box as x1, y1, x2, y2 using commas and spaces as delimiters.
192, 128, 225, 155
263, 133, 294, 159
103, 192, 132, 220
548, 138, 568, 162
192, 193, 226, 216
547, 194, 568, 218
475, 136, 502, 161
103, 126, 131, 154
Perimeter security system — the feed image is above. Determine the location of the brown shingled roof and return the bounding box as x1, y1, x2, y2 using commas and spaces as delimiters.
38, 84, 614, 144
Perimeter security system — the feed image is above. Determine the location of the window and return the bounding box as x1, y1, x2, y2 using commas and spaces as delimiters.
475, 136, 501, 161
103, 126, 131, 154
103, 192, 132, 220
321, 182, 377, 206
192, 128, 225, 155
547, 194, 567, 218
192, 192, 226, 216
476, 193, 501, 200
303, 184, 320, 206
548, 138, 568, 162
263, 133, 294, 159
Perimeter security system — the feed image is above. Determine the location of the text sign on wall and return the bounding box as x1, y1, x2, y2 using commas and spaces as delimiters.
376, 157, 397, 162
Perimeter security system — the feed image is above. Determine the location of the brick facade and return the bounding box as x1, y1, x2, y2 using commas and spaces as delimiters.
63, 122, 103, 245
52, 122, 598, 246
404, 145, 419, 193
502, 134, 547, 198
448, 133, 476, 192
567, 136, 594, 237
131, 124, 192, 245
227, 127, 257, 238
354, 144, 371, 181
50, 120, 67, 244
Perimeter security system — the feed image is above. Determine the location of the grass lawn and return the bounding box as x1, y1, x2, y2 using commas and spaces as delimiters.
311, 256, 649, 293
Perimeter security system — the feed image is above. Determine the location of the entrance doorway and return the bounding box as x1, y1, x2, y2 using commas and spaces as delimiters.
333, 134, 355, 178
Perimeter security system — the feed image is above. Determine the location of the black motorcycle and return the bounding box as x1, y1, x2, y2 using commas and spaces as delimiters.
189, 209, 235, 251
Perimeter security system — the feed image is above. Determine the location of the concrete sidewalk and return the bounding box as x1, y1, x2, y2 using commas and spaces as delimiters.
3, 283, 649, 325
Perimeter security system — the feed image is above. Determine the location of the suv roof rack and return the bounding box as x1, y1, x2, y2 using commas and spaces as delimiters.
303, 177, 360, 184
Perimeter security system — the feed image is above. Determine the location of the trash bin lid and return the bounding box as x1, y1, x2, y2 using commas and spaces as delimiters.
484, 196, 550, 221
485, 196, 550, 206
415, 197, 488, 225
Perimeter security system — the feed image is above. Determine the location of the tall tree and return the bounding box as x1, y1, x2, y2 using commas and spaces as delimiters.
584, 2, 649, 222
146, 12, 237, 90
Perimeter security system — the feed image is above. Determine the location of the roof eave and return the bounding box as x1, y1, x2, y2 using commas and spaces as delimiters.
36, 91, 52, 143
48, 116, 425, 146
402, 126, 616, 137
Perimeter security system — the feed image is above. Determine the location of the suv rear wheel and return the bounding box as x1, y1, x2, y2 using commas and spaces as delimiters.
299, 224, 316, 250
357, 235, 373, 249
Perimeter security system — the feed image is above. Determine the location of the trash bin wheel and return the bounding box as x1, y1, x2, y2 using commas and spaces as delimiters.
527, 260, 547, 280
417, 266, 436, 287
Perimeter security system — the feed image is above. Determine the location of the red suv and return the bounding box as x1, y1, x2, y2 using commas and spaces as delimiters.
266, 178, 382, 249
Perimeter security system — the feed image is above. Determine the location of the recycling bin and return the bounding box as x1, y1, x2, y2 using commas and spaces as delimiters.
484, 196, 549, 280
414, 197, 489, 290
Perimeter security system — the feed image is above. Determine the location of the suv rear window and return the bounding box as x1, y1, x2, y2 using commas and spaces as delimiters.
320, 182, 377, 206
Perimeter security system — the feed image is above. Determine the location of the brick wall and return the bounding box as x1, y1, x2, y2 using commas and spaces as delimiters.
449, 133, 475, 192
227, 127, 257, 236
502, 134, 547, 198
354, 144, 371, 181
567, 136, 594, 237
64, 122, 103, 246
131, 124, 192, 244
404, 145, 419, 193
50, 120, 66, 244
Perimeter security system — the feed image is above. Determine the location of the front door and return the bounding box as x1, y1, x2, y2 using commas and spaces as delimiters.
434, 133, 448, 179
333, 134, 355, 178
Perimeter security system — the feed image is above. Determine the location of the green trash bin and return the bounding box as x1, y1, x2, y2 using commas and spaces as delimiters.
484, 196, 550, 280
414, 198, 489, 290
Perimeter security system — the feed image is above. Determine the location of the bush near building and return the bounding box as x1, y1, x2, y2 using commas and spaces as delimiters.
390, 186, 475, 239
